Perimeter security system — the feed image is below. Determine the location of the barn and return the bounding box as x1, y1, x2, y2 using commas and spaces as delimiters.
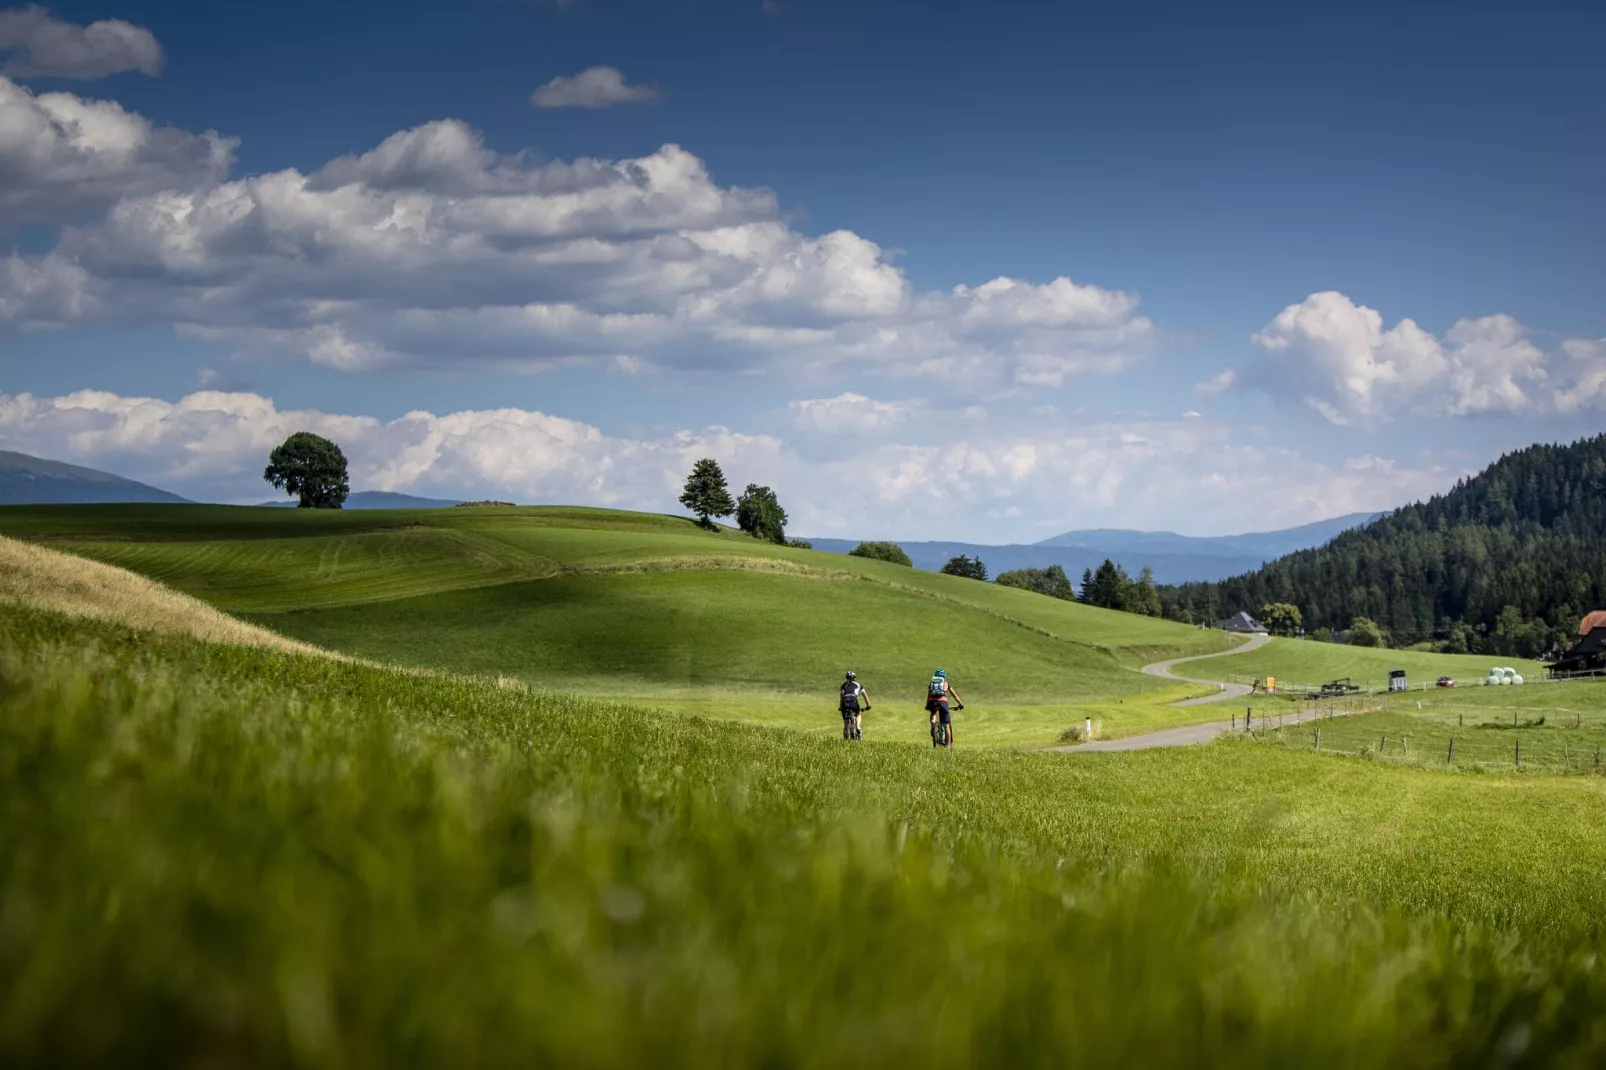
1550, 612, 1606, 677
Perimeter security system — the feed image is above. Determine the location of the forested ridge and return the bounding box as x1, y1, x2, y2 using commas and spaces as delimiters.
1159, 434, 1606, 657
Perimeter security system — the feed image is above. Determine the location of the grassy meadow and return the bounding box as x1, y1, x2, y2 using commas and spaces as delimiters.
0, 504, 1238, 745
1219, 636, 1544, 693
8, 603, 1606, 1066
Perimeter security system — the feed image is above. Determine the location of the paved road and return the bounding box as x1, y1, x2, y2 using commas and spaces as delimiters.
1141, 631, 1272, 705
1053, 631, 1272, 753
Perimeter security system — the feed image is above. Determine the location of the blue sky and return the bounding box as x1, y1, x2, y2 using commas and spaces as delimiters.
1, 0, 1601, 538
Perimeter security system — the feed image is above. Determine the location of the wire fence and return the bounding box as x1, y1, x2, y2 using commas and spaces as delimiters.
1239, 699, 1606, 773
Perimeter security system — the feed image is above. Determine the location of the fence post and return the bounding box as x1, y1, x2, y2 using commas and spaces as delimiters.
1315, 728, 1320, 751
1459, 712, 1463, 727
1565, 742, 1570, 768
1516, 739, 1521, 768
1232, 713, 1236, 730
1448, 738, 1454, 765
1381, 734, 1386, 755
1246, 707, 1252, 732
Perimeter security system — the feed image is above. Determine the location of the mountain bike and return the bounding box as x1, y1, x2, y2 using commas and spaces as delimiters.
842, 704, 868, 740
930, 703, 962, 747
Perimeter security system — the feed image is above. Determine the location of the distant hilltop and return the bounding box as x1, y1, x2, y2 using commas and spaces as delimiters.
0, 449, 189, 506
802, 512, 1381, 586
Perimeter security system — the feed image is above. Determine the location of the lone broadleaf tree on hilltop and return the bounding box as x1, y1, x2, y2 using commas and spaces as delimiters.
736, 483, 788, 543
679, 458, 735, 528
264, 432, 350, 509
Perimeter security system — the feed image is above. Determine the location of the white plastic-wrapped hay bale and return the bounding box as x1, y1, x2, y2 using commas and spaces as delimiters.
1512, 672, 1525, 685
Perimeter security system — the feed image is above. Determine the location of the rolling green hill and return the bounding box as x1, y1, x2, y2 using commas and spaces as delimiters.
0, 503, 1240, 745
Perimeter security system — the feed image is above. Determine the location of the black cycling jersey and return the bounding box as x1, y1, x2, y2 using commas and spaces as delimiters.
840, 680, 865, 713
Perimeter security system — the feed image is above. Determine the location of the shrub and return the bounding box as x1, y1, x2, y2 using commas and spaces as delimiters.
1348, 616, 1390, 648
996, 565, 1076, 601
847, 541, 912, 567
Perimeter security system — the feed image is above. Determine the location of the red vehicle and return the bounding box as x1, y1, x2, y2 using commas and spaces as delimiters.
1436, 676, 1455, 688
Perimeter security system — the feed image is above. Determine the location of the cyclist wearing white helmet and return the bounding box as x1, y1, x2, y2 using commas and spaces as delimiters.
839, 671, 871, 740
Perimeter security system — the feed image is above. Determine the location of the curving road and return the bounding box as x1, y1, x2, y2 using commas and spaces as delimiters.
1141, 631, 1272, 705
1054, 631, 1272, 753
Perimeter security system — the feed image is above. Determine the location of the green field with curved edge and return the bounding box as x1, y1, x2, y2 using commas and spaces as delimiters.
1215, 637, 1544, 693
0, 504, 1240, 745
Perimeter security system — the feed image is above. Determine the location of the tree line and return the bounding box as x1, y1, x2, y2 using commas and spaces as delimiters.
1158, 434, 1606, 658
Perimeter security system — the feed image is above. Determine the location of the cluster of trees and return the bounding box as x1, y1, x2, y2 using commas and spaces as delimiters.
940, 554, 988, 580
840, 541, 1165, 615
1077, 560, 1162, 617
1160, 435, 1606, 658
679, 458, 794, 544
996, 564, 1076, 600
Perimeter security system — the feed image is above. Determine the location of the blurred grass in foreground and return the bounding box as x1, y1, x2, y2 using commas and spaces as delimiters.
5, 606, 1606, 1066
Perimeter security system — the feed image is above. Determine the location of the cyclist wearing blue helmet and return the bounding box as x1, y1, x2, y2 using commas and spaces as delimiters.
925, 668, 964, 748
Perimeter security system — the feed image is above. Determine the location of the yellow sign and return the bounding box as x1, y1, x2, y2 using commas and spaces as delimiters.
1266, 676, 1277, 694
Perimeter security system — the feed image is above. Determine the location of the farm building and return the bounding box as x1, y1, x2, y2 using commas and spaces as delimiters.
1218, 611, 1269, 635
1550, 612, 1606, 677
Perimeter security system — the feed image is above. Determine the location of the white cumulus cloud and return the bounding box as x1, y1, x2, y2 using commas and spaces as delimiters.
530, 66, 660, 109
1, 113, 1156, 389
0, 5, 163, 79
0, 75, 234, 228
1242, 291, 1590, 424
788, 392, 923, 433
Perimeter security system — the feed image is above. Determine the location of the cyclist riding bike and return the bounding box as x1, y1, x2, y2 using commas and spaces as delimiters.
839, 671, 871, 740
925, 668, 964, 748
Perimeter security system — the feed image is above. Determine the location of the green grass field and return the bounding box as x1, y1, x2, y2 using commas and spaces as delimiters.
1254, 672, 1606, 771
7, 604, 1606, 1065
0, 504, 1241, 745
1219, 636, 1543, 693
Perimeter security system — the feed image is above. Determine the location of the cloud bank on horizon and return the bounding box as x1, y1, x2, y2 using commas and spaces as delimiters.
0, 6, 1600, 539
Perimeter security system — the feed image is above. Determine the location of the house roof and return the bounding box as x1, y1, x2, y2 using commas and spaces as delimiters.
1581, 610, 1606, 637
1219, 611, 1267, 631
1576, 627, 1606, 657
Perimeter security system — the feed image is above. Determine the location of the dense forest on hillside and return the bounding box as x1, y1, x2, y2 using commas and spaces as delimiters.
1159, 435, 1606, 658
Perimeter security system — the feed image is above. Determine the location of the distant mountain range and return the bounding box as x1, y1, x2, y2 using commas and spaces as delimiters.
0, 449, 464, 511
257, 491, 462, 509
0, 450, 190, 505
802, 512, 1380, 585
